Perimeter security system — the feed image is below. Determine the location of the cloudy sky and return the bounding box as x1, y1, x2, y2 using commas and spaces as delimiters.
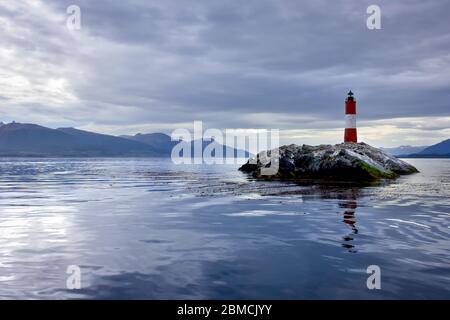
0, 0, 449, 147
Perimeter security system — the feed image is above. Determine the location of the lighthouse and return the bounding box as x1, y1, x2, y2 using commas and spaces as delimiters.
344, 91, 357, 143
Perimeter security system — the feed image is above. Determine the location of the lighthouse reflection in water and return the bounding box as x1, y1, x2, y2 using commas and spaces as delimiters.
340, 192, 359, 253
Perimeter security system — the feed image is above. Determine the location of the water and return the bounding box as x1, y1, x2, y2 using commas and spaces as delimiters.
0, 158, 448, 299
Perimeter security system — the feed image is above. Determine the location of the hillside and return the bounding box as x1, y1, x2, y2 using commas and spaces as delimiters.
381, 145, 427, 156
419, 139, 450, 155
0, 122, 249, 158
0, 123, 159, 157
400, 138, 450, 158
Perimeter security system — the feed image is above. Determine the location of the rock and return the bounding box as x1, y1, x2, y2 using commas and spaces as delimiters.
239, 142, 418, 182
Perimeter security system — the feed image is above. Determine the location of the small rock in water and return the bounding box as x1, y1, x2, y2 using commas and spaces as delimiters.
239, 142, 418, 182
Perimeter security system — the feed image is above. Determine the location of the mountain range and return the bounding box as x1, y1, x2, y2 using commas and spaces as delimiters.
380, 145, 427, 156
400, 139, 450, 158
0, 122, 248, 157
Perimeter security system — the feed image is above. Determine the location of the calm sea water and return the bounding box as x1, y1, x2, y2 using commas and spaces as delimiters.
0, 158, 448, 299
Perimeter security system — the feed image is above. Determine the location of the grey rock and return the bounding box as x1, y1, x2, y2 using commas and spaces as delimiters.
239, 142, 418, 182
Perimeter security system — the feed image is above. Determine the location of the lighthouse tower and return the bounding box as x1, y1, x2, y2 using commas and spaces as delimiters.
344, 91, 357, 143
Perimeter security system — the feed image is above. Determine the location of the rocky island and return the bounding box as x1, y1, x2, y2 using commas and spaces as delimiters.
239, 142, 418, 182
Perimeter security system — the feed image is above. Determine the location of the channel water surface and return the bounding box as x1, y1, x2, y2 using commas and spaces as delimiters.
0, 158, 448, 299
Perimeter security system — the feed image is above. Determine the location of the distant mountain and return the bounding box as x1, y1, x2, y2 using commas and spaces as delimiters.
419, 139, 450, 155
122, 132, 251, 158
381, 145, 427, 156
0, 122, 159, 157
400, 139, 450, 158
121, 133, 174, 154
0, 122, 81, 156
0, 122, 249, 158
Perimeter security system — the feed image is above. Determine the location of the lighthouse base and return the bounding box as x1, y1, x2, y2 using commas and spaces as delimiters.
344, 128, 357, 143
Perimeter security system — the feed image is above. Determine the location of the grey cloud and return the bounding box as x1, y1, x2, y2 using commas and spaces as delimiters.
0, 0, 449, 144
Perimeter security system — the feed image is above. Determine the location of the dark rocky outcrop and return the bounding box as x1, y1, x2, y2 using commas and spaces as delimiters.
239, 142, 418, 182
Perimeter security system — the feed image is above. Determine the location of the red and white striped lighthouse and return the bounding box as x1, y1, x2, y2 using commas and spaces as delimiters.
344, 90, 357, 143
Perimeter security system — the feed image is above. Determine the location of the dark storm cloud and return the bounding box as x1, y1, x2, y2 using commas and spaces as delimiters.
1, 0, 449, 142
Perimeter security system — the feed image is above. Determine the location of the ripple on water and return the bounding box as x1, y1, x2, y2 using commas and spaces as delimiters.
0, 158, 449, 299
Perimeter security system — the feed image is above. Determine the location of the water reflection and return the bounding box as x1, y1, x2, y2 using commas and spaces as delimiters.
340, 198, 358, 252
0, 158, 449, 299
